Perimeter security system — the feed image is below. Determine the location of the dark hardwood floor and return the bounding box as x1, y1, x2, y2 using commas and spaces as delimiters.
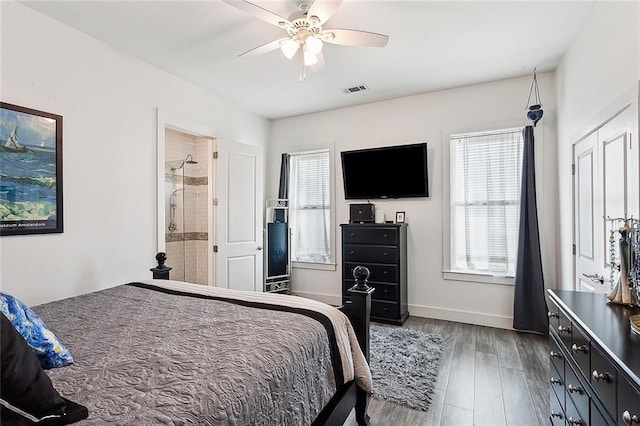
344, 316, 549, 425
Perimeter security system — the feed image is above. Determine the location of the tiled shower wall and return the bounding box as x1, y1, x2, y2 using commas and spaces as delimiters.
165, 128, 209, 284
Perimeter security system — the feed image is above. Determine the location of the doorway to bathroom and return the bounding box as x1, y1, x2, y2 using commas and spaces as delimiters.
164, 128, 212, 284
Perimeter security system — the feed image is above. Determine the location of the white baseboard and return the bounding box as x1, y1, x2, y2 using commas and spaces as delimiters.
408, 304, 514, 330
293, 291, 514, 330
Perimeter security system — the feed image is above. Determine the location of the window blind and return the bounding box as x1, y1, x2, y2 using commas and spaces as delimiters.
450, 129, 524, 276
288, 150, 331, 263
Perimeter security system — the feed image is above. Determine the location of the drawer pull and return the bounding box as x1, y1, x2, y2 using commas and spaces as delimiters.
383, 233, 388, 238
571, 343, 588, 354
549, 351, 563, 359
591, 370, 611, 382
567, 417, 583, 425
558, 325, 571, 334
550, 411, 563, 419
548, 311, 559, 319
383, 270, 388, 274
350, 250, 355, 255
623, 411, 640, 425
350, 233, 355, 237
567, 384, 583, 394
550, 377, 562, 385
383, 252, 388, 256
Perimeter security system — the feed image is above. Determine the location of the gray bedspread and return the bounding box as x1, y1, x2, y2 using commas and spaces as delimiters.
33, 284, 339, 425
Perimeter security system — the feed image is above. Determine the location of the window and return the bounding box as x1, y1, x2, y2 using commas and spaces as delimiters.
288, 149, 333, 265
449, 128, 524, 278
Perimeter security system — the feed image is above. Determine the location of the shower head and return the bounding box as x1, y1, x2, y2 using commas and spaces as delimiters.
169, 154, 198, 171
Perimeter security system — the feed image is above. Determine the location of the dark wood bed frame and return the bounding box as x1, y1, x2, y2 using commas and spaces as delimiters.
152, 255, 374, 425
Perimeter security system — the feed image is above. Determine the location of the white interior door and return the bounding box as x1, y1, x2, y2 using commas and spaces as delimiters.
215, 139, 263, 291
574, 133, 601, 292
573, 105, 636, 293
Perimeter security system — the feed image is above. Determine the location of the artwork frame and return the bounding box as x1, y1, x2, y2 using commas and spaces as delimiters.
395, 211, 405, 224
0, 102, 63, 236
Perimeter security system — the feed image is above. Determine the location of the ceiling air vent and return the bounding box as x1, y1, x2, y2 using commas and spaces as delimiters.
342, 85, 369, 94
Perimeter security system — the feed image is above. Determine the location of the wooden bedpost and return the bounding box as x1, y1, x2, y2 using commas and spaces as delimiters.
346, 265, 374, 425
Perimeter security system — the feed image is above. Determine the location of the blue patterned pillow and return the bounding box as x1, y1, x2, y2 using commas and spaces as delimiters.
0, 292, 73, 369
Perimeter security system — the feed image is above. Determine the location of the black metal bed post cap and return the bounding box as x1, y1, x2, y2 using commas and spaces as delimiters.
353, 265, 370, 289
156, 252, 167, 267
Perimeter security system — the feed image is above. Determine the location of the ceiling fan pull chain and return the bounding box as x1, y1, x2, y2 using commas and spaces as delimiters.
299, 50, 306, 82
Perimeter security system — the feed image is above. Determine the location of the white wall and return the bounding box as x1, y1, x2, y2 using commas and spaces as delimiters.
269, 74, 558, 329
0, 2, 269, 306
555, 1, 640, 291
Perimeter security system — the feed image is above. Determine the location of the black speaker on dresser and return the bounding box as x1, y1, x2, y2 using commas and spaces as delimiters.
349, 203, 375, 223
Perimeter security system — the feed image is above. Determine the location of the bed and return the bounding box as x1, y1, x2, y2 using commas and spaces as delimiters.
5, 278, 373, 425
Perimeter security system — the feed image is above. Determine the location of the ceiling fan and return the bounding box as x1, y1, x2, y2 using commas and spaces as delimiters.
223, 0, 389, 81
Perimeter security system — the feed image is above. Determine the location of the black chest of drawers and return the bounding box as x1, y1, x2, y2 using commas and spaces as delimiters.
341, 223, 408, 325
547, 289, 640, 425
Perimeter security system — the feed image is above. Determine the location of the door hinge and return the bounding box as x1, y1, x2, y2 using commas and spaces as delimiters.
213, 245, 218, 253
572, 164, 575, 175
572, 244, 576, 255
212, 198, 218, 206
213, 151, 218, 159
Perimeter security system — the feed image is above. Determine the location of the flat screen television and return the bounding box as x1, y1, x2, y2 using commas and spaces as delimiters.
341, 142, 429, 199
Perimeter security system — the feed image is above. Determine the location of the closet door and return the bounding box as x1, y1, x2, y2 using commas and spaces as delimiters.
573, 104, 637, 292
574, 133, 601, 292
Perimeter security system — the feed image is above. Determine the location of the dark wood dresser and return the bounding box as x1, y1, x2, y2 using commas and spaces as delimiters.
547, 289, 640, 425
341, 223, 408, 325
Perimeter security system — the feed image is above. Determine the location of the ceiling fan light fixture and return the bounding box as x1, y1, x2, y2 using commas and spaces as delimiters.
280, 38, 299, 59
305, 36, 323, 55
303, 50, 318, 66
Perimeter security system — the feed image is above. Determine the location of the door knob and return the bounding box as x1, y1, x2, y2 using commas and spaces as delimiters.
582, 273, 604, 284
256, 246, 263, 250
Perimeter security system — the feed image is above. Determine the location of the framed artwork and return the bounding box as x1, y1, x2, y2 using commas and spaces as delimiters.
395, 211, 405, 223
0, 102, 63, 236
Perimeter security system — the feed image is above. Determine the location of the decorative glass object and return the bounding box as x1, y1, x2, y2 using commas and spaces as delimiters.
525, 68, 544, 127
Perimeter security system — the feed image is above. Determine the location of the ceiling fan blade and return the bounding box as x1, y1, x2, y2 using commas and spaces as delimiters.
307, 0, 343, 25
322, 29, 389, 47
239, 38, 288, 57
223, 0, 290, 28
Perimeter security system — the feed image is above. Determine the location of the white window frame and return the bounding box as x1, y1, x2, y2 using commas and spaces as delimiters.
288, 148, 336, 271
442, 126, 525, 286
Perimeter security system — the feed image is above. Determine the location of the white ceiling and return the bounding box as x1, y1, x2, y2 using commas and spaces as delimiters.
20, 0, 594, 120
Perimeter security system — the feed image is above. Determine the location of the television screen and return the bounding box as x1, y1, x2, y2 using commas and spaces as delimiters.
341, 143, 429, 199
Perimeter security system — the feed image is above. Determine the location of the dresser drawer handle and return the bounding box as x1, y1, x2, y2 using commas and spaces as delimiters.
550, 377, 562, 385
383, 270, 389, 274
550, 411, 563, 419
383, 233, 388, 238
592, 370, 611, 382
350, 233, 356, 237
567, 384, 583, 394
549, 351, 563, 359
558, 325, 571, 334
548, 311, 559, 319
350, 250, 355, 255
383, 252, 388, 256
623, 411, 640, 425
567, 417, 583, 425
571, 343, 588, 354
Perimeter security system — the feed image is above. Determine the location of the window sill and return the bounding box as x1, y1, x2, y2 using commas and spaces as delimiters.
443, 270, 515, 286
292, 261, 337, 271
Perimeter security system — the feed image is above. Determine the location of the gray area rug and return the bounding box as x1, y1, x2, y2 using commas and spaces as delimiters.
370, 325, 445, 411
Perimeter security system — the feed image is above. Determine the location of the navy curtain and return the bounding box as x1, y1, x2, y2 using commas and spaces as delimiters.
513, 126, 548, 334
275, 153, 290, 223
278, 153, 290, 199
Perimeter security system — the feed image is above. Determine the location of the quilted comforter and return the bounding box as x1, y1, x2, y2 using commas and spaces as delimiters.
32, 280, 372, 425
